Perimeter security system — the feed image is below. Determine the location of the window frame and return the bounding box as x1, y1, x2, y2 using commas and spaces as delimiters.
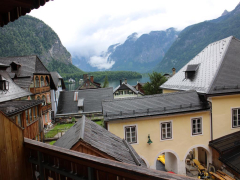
160, 121, 172, 141
232, 108, 240, 128
124, 125, 137, 144
191, 117, 203, 136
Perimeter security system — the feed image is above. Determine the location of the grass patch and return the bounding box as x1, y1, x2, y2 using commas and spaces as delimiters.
45, 123, 75, 138
95, 120, 104, 127
48, 140, 56, 145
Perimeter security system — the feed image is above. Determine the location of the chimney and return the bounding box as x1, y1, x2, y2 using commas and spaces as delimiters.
90, 76, 94, 83
83, 74, 88, 81
172, 68, 176, 75
125, 79, 127, 84
120, 80, 122, 85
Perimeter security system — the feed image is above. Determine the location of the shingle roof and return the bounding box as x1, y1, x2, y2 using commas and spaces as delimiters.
0, 55, 49, 88
209, 131, 240, 174
50, 72, 66, 90
57, 88, 114, 114
77, 79, 101, 90
161, 36, 240, 95
0, 70, 32, 102
103, 90, 209, 121
54, 116, 146, 167
0, 100, 43, 116
113, 83, 144, 95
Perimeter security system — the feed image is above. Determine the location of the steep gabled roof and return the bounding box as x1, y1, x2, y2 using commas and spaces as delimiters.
50, 72, 66, 90
57, 88, 114, 114
103, 90, 209, 121
0, 70, 32, 102
160, 36, 240, 95
113, 83, 144, 95
54, 116, 146, 167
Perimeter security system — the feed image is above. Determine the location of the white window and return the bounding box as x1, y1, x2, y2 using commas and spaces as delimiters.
192, 117, 202, 135
232, 108, 240, 128
45, 114, 48, 123
125, 126, 137, 144
161, 122, 172, 140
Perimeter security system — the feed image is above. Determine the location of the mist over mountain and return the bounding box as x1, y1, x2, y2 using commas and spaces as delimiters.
73, 28, 180, 72
154, 2, 240, 73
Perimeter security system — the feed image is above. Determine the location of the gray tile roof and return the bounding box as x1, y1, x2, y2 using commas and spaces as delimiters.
113, 82, 144, 95
50, 72, 66, 90
0, 100, 43, 116
0, 70, 32, 102
160, 36, 240, 95
0, 55, 49, 88
54, 116, 146, 167
57, 88, 114, 114
103, 90, 209, 121
209, 131, 240, 174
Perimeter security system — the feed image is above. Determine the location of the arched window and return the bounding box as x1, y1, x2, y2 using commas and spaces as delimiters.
45, 76, 49, 86
41, 76, 45, 87
42, 95, 47, 106
35, 76, 39, 88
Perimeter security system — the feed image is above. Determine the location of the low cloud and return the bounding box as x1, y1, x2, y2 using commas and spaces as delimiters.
89, 55, 115, 70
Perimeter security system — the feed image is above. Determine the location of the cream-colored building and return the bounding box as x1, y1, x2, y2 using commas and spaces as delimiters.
103, 36, 240, 176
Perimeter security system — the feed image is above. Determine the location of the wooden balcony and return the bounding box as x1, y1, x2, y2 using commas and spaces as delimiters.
30, 86, 50, 94
24, 138, 192, 180
42, 103, 52, 114
24, 118, 39, 139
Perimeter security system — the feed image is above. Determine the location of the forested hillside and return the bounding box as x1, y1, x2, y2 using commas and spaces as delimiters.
154, 3, 240, 73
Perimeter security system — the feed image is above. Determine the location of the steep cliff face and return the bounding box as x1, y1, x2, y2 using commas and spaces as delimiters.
0, 15, 72, 66
107, 28, 180, 72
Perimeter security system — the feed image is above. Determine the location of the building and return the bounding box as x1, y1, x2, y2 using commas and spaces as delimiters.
0, 55, 53, 127
113, 79, 144, 98
209, 131, 240, 179
68, 78, 75, 83
54, 115, 146, 167
103, 90, 211, 174
50, 72, 66, 119
103, 36, 240, 176
56, 87, 114, 118
77, 74, 101, 90
133, 82, 146, 94
0, 63, 44, 140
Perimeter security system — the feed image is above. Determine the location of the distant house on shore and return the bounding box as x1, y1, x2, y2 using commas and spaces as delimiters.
77, 74, 101, 90
68, 78, 75, 83
113, 79, 144, 99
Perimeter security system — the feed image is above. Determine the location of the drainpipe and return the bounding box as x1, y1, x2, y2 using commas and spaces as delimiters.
207, 99, 213, 141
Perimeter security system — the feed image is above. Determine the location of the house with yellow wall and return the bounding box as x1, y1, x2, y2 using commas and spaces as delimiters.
103, 91, 211, 174
103, 36, 240, 176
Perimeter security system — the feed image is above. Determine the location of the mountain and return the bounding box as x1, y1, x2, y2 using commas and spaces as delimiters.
154, 3, 240, 73
0, 15, 83, 74
106, 28, 180, 72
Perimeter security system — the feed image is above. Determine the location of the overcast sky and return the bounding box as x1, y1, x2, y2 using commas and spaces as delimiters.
29, 0, 240, 68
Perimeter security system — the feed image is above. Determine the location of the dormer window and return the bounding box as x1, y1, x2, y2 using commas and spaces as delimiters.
0, 75, 9, 91
10, 61, 21, 72
185, 64, 200, 80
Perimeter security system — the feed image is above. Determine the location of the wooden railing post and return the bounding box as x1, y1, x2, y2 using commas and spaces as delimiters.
38, 151, 44, 180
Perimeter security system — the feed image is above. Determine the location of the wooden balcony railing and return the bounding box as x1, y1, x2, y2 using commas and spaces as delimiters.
24, 118, 39, 139
24, 138, 193, 180
30, 86, 50, 94
42, 103, 52, 113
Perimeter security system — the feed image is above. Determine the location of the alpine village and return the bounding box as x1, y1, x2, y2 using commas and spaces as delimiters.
0, 1, 240, 180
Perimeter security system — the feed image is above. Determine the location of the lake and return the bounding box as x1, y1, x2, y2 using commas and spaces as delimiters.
66, 76, 150, 91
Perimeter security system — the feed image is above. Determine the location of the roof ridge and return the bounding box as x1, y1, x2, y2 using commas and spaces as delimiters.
103, 90, 196, 102
79, 115, 85, 139
206, 36, 233, 94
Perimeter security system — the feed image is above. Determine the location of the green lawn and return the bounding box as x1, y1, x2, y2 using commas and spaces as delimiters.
48, 140, 56, 145
45, 123, 74, 138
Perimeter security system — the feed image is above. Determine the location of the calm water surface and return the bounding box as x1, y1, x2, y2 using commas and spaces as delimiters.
66, 76, 150, 91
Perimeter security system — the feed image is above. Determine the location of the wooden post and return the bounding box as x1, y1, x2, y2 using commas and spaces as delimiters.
38, 151, 44, 180
88, 167, 94, 180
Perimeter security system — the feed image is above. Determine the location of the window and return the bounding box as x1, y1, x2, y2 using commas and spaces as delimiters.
35, 76, 39, 87
232, 108, 240, 128
45, 114, 48, 123
29, 108, 32, 122
161, 122, 172, 140
125, 126, 137, 144
36, 106, 39, 117
119, 91, 123, 95
192, 118, 202, 135
17, 113, 22, 127
41, 76, 45, 87
25, 110, 29, 124
33, 107, 36, 119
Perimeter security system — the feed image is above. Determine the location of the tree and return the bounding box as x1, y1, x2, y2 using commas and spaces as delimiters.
143, 72, 167, 95
103, 76, 109, 88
